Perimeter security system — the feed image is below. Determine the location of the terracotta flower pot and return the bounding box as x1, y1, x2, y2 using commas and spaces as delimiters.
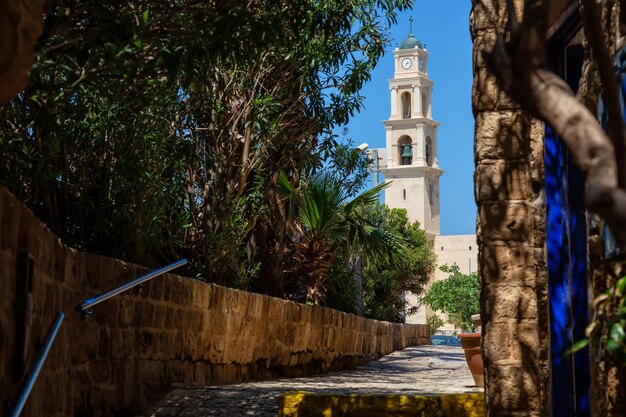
458, 333, 484, 387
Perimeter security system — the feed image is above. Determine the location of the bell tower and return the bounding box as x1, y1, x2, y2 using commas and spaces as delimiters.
378, 20, 442, 240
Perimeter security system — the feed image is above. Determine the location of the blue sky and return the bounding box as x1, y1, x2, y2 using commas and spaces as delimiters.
346, 2, 476, 235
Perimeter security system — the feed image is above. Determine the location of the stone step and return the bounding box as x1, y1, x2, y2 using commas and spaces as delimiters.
278, 392, 485, 417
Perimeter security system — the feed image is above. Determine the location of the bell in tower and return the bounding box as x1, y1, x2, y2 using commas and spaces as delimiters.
400, 144, 412, 165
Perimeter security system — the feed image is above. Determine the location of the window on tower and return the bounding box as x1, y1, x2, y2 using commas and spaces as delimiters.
426, 137, 433, 166
401, 92, 411, 118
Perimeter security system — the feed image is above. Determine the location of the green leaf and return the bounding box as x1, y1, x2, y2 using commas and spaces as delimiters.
606, 338, 626, 365
564, 339, 589, 356
616, 276, 626, 296
609, 321, 626, 343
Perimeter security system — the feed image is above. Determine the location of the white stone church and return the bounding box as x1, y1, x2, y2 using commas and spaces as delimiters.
370, 29, 477, 327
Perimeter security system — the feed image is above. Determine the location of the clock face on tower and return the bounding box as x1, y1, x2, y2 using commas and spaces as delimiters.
418, 58, 425, 71
401, 57, 412, 70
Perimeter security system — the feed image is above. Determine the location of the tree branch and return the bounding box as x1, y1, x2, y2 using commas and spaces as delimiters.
482, 0, 626, 245
580, 0, 626, 187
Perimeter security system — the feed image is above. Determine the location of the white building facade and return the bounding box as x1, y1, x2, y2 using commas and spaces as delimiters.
373, 29, 477, 328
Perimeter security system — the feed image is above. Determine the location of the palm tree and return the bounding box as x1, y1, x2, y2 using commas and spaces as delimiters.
277, 171, 406, 304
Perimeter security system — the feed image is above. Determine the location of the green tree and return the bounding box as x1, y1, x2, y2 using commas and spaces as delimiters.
421, 264, 480, 331
0, 0, 412, 293
361, 207, 436, 323
277, 172, 406, 304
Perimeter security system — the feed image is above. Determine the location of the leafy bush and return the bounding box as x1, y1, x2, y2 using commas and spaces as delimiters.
362, 207, 436, 323
427, 315, 446, 335
421, 264, 480, 331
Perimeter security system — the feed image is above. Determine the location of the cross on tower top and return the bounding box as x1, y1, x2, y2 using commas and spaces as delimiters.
409, 16, 413, 34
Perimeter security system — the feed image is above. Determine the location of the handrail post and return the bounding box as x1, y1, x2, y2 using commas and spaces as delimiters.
9, 312, 64, 417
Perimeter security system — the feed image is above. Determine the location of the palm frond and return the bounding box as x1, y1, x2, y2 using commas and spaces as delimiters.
344, 181, 389, 213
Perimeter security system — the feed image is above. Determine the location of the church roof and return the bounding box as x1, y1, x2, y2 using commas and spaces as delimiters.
400, 33, 422, 50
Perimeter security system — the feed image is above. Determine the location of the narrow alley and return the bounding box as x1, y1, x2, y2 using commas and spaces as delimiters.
138, 345, 480, 416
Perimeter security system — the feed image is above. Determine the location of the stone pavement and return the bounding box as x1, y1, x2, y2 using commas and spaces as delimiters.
138, 345, 482, 417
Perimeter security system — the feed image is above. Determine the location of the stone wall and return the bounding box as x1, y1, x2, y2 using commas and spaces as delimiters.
470, 1, 550, 416
0, 186, 429, 417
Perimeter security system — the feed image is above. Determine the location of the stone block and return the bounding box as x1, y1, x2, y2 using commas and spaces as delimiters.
2, 189, 22, 250
161, 282, 174, 302
267, 299, 285, 322
476, 160, 531, 202
486, 365, 540, 413
175, 282, 193, 305
70, 368, 92, 413
84, 252, 106, 290
90, 361, 113, 384
68, 322, 99, 365
121, 329, 136, 356
46, 372, 67, 414
136, 330, 156, 358
119, 298, 134, 327
472, 30, 520, 113
138, 360, 164, 408
148, 279, 164, 301
97, 328, 110, 359
63, 249, 83, 287
132, 301, 146, 328
480, 244, 535, 286
194, 361, 207, 385
90, 386, 116, 412
479, 202, 532, 242
243, 292, 261, 318
483, 320, 540, 365
42, 282, 57, 315
52, 239, 66, 284
109, 328, 124, 358
474, 111, 531, 161
119, 359, 139, 410
163, 306, 177, 329
528, 118, 546, 185
470, 0, 524, 34
94, 297, 119, 326
153, 305, 168, 328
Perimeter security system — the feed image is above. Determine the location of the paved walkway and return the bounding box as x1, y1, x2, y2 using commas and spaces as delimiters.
138, 345, 482, 417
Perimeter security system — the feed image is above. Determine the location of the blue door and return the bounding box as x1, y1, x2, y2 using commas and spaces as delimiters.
546, 27, 591, 417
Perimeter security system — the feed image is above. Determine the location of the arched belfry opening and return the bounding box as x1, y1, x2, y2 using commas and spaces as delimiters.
398, 136, 412, 165
426, 137, 433, 166
401, 92, 411, 119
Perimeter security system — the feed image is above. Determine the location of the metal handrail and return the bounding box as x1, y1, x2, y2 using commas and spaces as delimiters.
76, 258, 188, 312
9, 312, 64, 417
